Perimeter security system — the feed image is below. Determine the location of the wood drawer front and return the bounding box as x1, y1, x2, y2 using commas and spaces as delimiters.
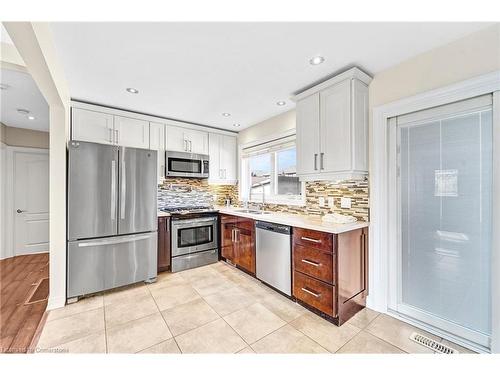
293, 244, 334, 284
293, 271, 335, 316
293, 228, 333, 252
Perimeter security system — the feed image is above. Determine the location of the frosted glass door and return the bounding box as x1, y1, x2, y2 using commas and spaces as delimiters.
397, 96, 492, 348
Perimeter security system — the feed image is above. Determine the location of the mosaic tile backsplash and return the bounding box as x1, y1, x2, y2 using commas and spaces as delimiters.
159, 178, 369, 221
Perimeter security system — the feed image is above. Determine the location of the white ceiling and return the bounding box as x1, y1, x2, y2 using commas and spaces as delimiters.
50, 22, 491, 131
0, 68, 49, 132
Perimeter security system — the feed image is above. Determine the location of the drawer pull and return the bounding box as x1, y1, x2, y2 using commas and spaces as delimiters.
301, 287, 321, 298
301, 259, 320, 267
301, 236, 321, 243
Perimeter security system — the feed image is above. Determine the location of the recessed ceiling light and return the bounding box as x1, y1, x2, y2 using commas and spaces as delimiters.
222, 113, 231, 117
0, 83, 10, 90
233, 123, 241, 127
309, 56, 325, 65
28, 115, 35, 120
126, 87, 139, 94
17, 108, 30, 115
276, 101, 286, 106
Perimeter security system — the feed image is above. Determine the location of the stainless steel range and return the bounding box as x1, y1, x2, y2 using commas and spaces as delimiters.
160, 206, 219, 272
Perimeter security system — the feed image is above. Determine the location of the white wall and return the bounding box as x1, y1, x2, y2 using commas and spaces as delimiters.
0, 141, 7, 259
238, 109, 296, 145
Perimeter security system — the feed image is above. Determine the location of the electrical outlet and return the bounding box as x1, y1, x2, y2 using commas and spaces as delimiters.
318, 197, 325, 207
340, 197, 352, 209
328, 197, 334, 208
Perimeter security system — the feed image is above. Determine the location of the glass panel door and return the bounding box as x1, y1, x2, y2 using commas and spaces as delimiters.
397, 96, 493, 348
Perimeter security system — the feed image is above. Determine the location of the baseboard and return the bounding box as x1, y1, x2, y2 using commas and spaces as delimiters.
47, 294, 66, 310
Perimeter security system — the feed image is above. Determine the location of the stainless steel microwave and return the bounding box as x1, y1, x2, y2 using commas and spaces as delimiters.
166, 151, 209, 178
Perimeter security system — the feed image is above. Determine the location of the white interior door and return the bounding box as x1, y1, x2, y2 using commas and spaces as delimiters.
395, 95, 493, 350
14, 151, 49, 255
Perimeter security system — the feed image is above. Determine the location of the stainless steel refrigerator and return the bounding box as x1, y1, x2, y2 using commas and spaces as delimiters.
67, 141, 157, 301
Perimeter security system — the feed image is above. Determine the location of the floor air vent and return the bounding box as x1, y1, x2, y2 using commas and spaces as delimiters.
410, 332, 458, 354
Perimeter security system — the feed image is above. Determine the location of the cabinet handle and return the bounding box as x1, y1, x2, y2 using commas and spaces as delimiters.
301, 287, 321, 298
320, 152, 324, 170
301, 236, 321, 244
189, 140, 192, 152
115, 129, 119, 144
314, 154, 318, 170
183, 139, 187, 151
231, 228, 235, 242
301, 259, 320, 267
108, 128, 113, 143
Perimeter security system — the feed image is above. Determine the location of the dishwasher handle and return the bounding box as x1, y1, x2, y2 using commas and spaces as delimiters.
255, 221, 291, 235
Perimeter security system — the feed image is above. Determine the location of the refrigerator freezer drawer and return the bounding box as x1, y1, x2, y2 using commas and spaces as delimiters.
67, 232, 157, 298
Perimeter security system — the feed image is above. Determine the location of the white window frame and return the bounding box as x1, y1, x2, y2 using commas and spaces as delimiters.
370, 71, 500, 353
239, 130, 306, 207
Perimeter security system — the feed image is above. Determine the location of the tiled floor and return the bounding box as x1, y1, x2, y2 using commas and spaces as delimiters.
35, 261, 474, 354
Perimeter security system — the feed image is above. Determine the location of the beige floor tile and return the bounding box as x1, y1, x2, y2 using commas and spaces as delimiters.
148, 273, 188, 291
440, 339, 476, 354
290, 313, 360, 352
251, 325, 328, 353
179, 266, 220, 283
104, 284, 151, 306
203, 286, 255, 316
337, 331, 405, 354
260, 294, 306, 322
161, 298, 220, 336
138, 338, 181, 354
224, 303, 286, 344
105, 293, 159, 328
191, 273, 237, 297
106, 313, 172, 353
49, 332, 107, 354
365, 314, 441, 353
237, 346, 255, 354
47, 295, 103, 322
38, 308, 105, 348
150, 284, 200, 311
175, 319, 247, 353
348, 308, 380, 330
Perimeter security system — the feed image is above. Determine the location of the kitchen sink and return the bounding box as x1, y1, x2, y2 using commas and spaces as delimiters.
234, 209, 271, 215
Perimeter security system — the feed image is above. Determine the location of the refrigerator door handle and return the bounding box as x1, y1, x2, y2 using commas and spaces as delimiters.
111, 160, 116, 220
77, 234, 153, 247
120, 161, 126, 219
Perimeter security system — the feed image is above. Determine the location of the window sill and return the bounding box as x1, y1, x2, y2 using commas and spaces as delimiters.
248, 197, 306, 207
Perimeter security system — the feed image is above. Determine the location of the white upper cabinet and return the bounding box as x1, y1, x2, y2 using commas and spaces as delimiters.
72, 108, 114, 145
114, 116, 149, 149
166, 125, 208, 154
293, 67, 371, 181
208, 133, 237, 184
149, 122, 166, 183
71, 108, 149, 149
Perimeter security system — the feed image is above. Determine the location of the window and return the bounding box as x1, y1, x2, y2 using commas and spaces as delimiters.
241, 136, 304, 206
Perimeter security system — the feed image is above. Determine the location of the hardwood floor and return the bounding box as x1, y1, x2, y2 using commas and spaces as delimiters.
0, 253, 49, 353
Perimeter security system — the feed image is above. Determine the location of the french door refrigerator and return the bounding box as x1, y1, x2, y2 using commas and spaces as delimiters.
67, 141, 157, 301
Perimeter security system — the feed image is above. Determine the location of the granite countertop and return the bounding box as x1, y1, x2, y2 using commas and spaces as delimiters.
216, 206, 369, 234
157, 207, 368, 234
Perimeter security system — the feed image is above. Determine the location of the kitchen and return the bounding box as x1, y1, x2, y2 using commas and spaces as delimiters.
0, 11, 499, 370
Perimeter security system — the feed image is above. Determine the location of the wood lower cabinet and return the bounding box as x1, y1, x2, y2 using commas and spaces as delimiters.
157, 216, 171, 272
292, 226, 368, 325
220, 214, 256, 275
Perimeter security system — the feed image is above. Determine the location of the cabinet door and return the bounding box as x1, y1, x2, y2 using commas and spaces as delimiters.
72, 108, 114, 145
220, 214, 238, 261
157, 217, 171, 272
296, 93, 320, 175
351, 80, 369, 172
186, 128, 208, 154
235, 218, 255, 274
114, 116, 149, 149
150, 122, 166, 183
220, 135, 237, 182
320, 79, 351, 173
208, 133, 221, 182
166, 125, 187, 152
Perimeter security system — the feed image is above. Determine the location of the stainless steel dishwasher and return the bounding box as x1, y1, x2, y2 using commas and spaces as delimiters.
255, 221, 292, 296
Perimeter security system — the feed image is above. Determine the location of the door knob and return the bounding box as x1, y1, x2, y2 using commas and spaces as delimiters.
16, 209, 26, 213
